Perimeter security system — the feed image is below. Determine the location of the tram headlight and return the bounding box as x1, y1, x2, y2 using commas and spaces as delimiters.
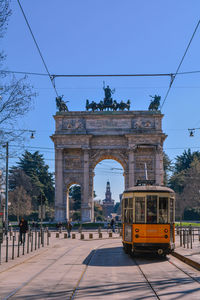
135, 234, 139, 238
164, 229, 168, 233
164, 235, 168, 239
135, 228, 139, 233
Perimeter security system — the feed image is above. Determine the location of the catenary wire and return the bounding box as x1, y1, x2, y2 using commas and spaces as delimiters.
16, 0, 59, 97
1, 69, 200, 78
161, 20, 200, 109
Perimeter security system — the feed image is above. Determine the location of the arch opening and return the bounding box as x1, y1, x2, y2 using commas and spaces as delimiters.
66, 183, 82, 221
93, 158, 125, 221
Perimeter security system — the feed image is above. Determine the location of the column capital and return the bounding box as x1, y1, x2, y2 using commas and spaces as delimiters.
128, 144, 137, 152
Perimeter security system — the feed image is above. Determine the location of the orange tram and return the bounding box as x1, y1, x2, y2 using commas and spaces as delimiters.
122, 182, 175, 257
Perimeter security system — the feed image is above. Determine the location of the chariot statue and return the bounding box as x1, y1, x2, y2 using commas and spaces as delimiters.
85, 83, 131, 112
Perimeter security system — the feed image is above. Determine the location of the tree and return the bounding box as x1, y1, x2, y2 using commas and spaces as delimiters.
69, 185, 81, 210
0, 0, 36, 145
163, 152, 173, 185
10, 151, 54, 208
9, 186, 32, 222
174, 149, 200, 174
170, 157, 200, 221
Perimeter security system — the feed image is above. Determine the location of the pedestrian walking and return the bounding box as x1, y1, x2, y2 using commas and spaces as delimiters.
110, 218, 115, 233
66, 221, 72, 238
19, 218, 28, 244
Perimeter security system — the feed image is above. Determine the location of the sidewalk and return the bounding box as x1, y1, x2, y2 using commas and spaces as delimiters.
0, 230, 120, 272
173, 234, 200, 270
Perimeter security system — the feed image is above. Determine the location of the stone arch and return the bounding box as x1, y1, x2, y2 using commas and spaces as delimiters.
51, 111, 166, 222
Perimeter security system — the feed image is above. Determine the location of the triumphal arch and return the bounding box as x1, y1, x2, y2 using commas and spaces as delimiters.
51, 91, 166, 222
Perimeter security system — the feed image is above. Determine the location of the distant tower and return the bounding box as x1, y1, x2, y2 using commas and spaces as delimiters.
102, 181, 115, 218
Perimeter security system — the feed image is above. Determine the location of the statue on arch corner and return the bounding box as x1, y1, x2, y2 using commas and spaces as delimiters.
56, 96, 69, 112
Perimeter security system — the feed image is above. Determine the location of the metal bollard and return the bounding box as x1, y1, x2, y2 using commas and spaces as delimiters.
35, 230, 37, 250
22, 239, 25, 255
41, 230, 44, 247
187, 231, 189, 248
180, 229, 182, 247
183, 230, 186, 248
6, 236, 9, 262
31, 232, 34, 251
17, 235, 20, 257
47, 231, 50, 245
27, 233, 30, 254
99, 233, 102, 239
38, 232, 40, 249
191, 231, 193, 249
12, 235, 15, 259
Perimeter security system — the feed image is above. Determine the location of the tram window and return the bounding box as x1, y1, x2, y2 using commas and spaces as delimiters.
124, 208, 128, 223
170, 198, 174, 223
147, 196, 157, 223
129, 209, 133, 223
159, 197, 168, 223
135, 197, 145, 223
124, 198, 128, 208
129, 198, 133, 208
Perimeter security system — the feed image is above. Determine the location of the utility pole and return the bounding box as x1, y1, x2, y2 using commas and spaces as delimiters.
5, 142, 8, 235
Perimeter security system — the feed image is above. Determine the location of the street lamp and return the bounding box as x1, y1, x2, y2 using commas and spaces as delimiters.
2, 130, 36, 234
2, 142, 9, 234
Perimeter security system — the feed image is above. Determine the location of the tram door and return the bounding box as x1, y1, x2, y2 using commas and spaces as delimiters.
170, 198, 174, 242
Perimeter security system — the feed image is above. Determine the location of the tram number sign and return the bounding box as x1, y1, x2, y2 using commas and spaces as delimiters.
0, 211, 3, 243
124, 224, 132, 242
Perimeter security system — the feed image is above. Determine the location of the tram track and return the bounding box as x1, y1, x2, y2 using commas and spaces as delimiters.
132, 254, 200, 300
132, 257, 161, 299
168, 256, 200, 285
2, 244, 82, 300
69, 241, 120, 300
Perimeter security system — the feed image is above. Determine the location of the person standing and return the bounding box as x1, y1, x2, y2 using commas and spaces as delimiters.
19, 218, 28, 244
66, 221, 72, 238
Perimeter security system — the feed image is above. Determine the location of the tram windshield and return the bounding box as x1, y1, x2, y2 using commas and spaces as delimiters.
122, 192, 175, 224
147, 196, 157, 223
159, 197, 168, 223
135, 197, 145, 223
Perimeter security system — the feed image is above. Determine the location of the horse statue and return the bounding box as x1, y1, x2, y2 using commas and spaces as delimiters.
56, 96, 69, 112
86, 100, 98, 112
148, 95, 161, 111
118, 100, 131, 111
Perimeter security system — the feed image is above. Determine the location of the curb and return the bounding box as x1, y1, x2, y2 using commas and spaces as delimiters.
172, 251, 200, 271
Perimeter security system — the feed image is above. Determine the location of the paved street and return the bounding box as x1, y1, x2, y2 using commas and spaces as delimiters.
0, 233, 200, 299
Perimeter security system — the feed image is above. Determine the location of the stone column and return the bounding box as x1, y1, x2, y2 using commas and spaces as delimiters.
155, 145, 163, 185
81, 149, 91, 222
54, 148, 65, 222
128, 145, 136, 188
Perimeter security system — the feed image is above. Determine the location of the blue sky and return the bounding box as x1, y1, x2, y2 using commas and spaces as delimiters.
1, 0, 200, 202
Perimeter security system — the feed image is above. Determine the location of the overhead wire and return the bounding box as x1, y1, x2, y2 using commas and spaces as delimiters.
161, 20, 200, 109
16, 0, 59, 97
1, 69, 200, 78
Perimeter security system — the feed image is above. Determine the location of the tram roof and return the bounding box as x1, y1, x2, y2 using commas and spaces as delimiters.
124, 185, 175, 194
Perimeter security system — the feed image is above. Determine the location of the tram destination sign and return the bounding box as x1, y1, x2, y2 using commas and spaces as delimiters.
0, 211, 3, 243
